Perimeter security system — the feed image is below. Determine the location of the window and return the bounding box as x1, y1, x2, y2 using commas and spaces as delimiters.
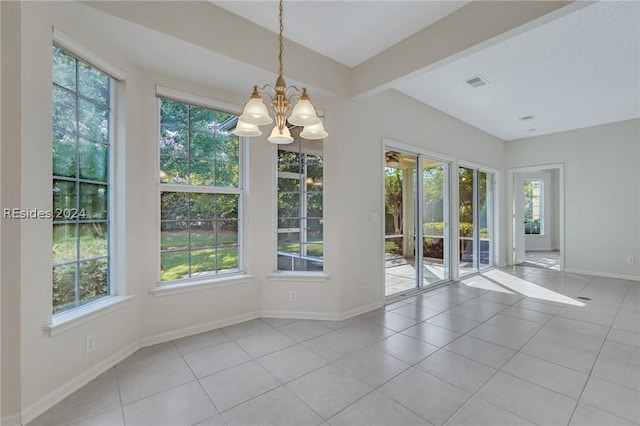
524, 179, 542, 235
159, 99, 242, 282
277, 131, 323, 272
52, 46, 112, 314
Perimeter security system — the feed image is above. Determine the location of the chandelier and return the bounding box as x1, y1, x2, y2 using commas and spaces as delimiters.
232, 0, 327, 144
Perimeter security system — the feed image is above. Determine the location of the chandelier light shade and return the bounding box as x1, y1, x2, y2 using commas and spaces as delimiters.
233, 0, 327, 144
238, 87, 273, 125
300, 120, 328, 140
288, 89, 321, 127
268, 125, 294, 144
233, 120, 263, 137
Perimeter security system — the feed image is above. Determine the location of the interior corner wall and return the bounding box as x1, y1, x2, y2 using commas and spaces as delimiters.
16, 3, 265, 421
17, 3, 145, 423
1, 1, 22, 424
331, 90, 506, 314
506, 119, 640, 280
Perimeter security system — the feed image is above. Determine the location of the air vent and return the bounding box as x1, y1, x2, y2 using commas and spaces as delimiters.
465, 75, 488, 88
520, 115, 536, 121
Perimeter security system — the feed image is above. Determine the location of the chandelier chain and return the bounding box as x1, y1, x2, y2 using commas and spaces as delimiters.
278, 0, 284, 78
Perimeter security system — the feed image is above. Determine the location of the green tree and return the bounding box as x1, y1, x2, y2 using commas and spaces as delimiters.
385, 167, 403, 235
159, 100, 239, 188
52, 46, 111, 313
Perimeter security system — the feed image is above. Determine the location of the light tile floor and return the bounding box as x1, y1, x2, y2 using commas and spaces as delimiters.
29, 266, 640, 426
523, 251, 561, 270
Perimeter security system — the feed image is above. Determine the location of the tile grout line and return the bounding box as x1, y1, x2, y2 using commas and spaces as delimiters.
566, 279, 635, 425
440, 269, 598, 425
37, 269, 638, 426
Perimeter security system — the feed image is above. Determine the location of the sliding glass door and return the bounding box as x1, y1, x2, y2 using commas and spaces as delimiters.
421, 158, 450, 286
385, 149, 450, 297
459, 166, 494, 277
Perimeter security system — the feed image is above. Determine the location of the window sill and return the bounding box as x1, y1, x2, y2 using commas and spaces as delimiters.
267, 272, 330, 282
45, 295, 134, 337
150, 274, 255, 297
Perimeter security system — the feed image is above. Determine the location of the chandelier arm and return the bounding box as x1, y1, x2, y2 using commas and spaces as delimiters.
286, 85, 304, 93
248, 84, 276, 106
258, 83, 275, 92
284, 86, 304, 103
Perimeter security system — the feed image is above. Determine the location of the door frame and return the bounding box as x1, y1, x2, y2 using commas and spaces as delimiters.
382, 139, 454, 299
508, 163, 565, 270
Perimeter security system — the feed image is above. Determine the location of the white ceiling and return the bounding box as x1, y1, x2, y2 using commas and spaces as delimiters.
395, 0, 640, 140
210, 0, 640, 141
211, 1, 470, 68
80, 1, 640, 141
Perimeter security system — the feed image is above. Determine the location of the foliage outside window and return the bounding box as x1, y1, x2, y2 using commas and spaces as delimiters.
52, 46, 112, 314
524, 179, 542, 235
277, 133, 323, 271
384, 167, 403, 237
159, 99, 241, 282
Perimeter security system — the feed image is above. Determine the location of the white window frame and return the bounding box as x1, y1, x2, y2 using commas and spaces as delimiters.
274, 137, 325, 274
155, 88, 247, 288
47, 29, 130, 335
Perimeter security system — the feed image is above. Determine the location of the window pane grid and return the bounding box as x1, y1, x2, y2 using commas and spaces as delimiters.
277, 137, 324, 272
52, 46, 111, 314
524, 179, 543, 235
159, 99, 239, 188
159, 98, 241, 282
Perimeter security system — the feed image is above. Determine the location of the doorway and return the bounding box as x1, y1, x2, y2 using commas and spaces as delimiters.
509, 164, 564, 270
384, 148, 450, 297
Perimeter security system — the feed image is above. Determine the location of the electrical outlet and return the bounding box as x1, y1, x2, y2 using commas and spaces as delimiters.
289, 290, 297, 302
627, 256, 636, 264
86, 335, 96, 354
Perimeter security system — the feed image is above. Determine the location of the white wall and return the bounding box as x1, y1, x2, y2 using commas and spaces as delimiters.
507, 119, 640, 280
1, 1, 22, 424
3, 2, 507, 424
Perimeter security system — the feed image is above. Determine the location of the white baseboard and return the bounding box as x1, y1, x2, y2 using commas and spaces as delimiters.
139, 311, 261, 348
1, 413, 21, 426
337, 301, 384, 320
259, 310, 340, 321
260, 301, 384, 322
17, 302, 386, 425
564, 268, 639, 282
20, 341, 140, 425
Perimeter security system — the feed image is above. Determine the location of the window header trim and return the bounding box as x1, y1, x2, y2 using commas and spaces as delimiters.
53, 27, 125, 81
156, 86, 242, 116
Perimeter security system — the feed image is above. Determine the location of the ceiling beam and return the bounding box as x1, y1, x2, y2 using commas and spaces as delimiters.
82, 1, 350, 97
350, 1, 581, 99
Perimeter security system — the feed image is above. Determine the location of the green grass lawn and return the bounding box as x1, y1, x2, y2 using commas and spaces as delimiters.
161, 230, 239, 281
161, 228, 237, 249
277, 242, 323, 257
